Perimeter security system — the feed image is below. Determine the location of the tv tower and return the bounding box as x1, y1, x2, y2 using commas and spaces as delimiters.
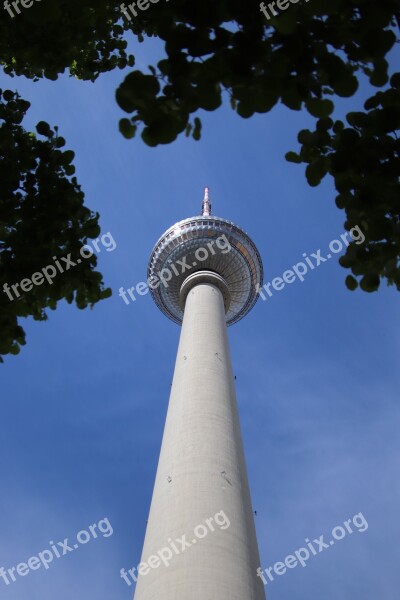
133, 188, 265, 600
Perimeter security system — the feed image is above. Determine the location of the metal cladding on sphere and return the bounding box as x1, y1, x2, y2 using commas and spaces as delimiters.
147, 191, 264, 326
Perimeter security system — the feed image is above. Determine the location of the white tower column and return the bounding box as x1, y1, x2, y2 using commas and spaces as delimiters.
133, 272, 265, 600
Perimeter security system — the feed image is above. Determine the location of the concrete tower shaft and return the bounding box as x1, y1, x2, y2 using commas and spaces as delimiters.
133, 272, 265, 600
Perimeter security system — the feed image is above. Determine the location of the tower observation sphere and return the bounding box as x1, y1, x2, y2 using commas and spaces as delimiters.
147, 187, 264, 325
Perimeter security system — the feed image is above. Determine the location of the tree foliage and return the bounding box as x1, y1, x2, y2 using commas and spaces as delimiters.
287, 73, 400, 293
115, 0, 398, 145
0, 90, 111, 362
0, 0, 399, 361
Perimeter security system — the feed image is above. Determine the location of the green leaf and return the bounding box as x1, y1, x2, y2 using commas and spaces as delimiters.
345, 275, 358, 291
3, 90, 14, 102
36, 121, 52, 137
193, 117, 202, 141
119, 118, 137, 139
62, 150, 75, 164
306, 98, 334, 118
306, 158, 328, 186
390, 73, 400, 90
360, 274, 380, 292
285, 151, 302, 164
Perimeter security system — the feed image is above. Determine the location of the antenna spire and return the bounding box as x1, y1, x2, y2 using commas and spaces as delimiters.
201, 186, 212, 216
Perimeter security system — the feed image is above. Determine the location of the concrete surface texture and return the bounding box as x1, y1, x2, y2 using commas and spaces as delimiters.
133, 276, 265, 600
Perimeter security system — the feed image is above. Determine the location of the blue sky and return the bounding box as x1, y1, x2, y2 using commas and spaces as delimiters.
1, 31, 399, 600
